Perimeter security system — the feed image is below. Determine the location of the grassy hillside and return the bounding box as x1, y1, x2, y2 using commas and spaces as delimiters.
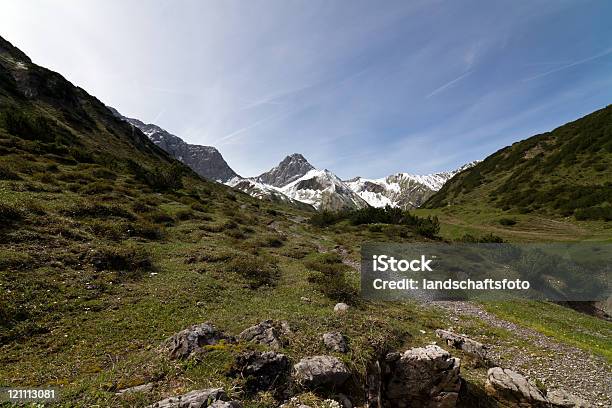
0, 36, 455, 407
425, 106, 612, 222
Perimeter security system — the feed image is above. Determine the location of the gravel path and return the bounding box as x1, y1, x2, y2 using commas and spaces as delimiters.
324, 244, 611, 405
435, 301, 611, 406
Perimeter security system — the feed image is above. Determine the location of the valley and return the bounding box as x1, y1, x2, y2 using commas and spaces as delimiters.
0, 33, 610, 408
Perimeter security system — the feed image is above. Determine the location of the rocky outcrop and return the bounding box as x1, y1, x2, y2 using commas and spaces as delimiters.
435, 329, 488, 363
164, 323, 232, 359
238, 320, 290, 350
293, 355, 351, 388
228, 351, 291, 394
146, 388, 240, 408
381, 345, 461, 408
547, 389, 591, 408
323, 332, 348, 353
485, 367, 548, 407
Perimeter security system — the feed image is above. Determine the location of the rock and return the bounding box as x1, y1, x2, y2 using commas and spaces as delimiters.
547, 389, 591, 407
164, 323, 232, 360
334, 303, 349, 314
334, 393, 352, 408
435, 329, 488, 363
208, 402, 242, 408
382, 345, 461, 408
228, 351, 290, 394
238, 320, 289, 350
323, 332, 348, 353
485, 367, 548, 407
293, 355, 351, 388
146, 388, 232, 408
116, 382, 154, 395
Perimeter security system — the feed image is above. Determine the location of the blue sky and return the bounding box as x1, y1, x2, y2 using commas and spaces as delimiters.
1, 0, 611, 178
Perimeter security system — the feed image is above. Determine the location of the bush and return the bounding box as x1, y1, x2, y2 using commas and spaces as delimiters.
81, 181, 114, 195
145, 210, 175, 225
304, 253, 358, 302
498, 218, 517, 226
190, 202, 208, 212
225, 255, 279, 288
0, 202, 23, 225
62, 202, 135, 220
458, 233, 505, 243
89, 245, 154, 279
129, 220, 164, 240
0, 165, 21, 180
127, 160, 184, 191
574, 205, 612, 221
175, 209, 193, 221
0, 108, 54, 142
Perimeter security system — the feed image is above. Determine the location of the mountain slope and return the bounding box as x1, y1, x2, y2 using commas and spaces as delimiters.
109, 108, 239, 182
346, 162, 478, 209
280, 169, 369, 210
257, 153, 314, 187
424, 106, 612, 221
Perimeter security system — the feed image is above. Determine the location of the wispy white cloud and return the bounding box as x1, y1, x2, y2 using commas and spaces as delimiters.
523, 47, 612, 81
426, 70, 472, 98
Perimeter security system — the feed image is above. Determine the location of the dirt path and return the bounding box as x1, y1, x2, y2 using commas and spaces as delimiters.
328, 244, 611, 406
435, 301, 611, 406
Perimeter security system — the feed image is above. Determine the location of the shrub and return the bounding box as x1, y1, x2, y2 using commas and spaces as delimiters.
89, 245, 154, 279
175, 209, 193, 221
574, 205, 612, 221
414, 216, 440, 238
128, 220, 164, 240
498, 218, 517, 226
190, 202, 208, 212
127, 160, 184, 191
305, 254, 357, 303
225, 255, 279, 288
0, 165, 21, 180
309, 210, 348, 227
0, 108, 54, 142
62, 202, 135, 220
145, 210, 175, 225
225, 228, 246, 240
81, 181, 113, 195
457, 233, 505, 243
91, 168, 117, 180
0, 202, 23, 225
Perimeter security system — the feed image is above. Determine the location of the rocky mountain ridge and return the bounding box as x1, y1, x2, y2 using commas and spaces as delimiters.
109, 107, 239, 183
109, 111, 477, 211
345, 161, 479, 209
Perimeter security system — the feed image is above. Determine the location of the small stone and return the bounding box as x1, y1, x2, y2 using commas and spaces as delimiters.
333, 303, 349, 314
116, 382, 154, 395
322, 332, 348, 353
293, 355, 350, 388
485, 367, 548, 407
164, 323, 231, 360
228, 351, 290, 394
239, 320, 287, 350
146, 388, 228, 408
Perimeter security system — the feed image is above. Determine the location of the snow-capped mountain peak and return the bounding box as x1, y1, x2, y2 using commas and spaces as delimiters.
279, 168, 369, 210
344, 161, 479, 209
256, 153, 315, 187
